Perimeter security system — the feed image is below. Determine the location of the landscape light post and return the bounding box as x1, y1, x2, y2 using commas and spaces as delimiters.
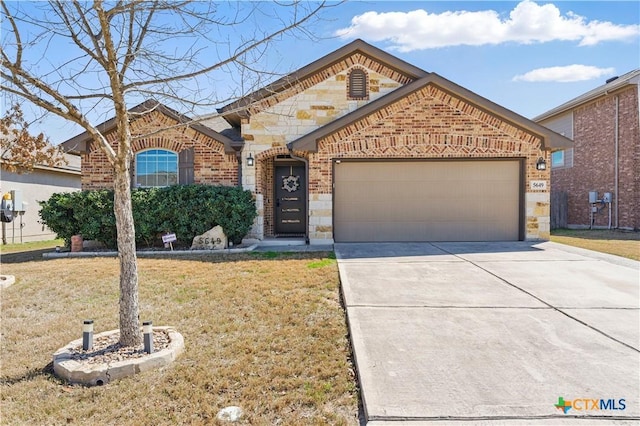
82, 320, 94, 351
143, 321, 153, 354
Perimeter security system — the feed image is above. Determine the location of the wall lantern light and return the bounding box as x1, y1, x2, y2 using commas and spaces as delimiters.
246, 153, 254, 167
536, 157, 547, 171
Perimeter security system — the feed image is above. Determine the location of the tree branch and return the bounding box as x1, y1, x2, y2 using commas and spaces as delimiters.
125, 1, 327, 89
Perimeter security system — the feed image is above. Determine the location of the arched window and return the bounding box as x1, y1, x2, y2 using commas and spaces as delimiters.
348, 68, 368, 99
135, 149, 178, 187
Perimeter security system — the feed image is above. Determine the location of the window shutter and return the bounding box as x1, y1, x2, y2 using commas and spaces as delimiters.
179, 147, 194, 184
349, 69, 367, 98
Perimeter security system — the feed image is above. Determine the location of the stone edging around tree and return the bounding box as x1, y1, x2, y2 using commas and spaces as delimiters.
53, 326, 184, 386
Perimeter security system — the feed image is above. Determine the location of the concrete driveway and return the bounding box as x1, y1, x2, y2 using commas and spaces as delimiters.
335, 241, 640, 425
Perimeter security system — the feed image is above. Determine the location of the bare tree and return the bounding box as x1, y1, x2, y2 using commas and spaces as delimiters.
1, 0, 330, 346
1, 104, 67, 173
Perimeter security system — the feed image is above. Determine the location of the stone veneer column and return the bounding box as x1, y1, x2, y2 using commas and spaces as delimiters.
308, 194, 334, 244
525, 192, 551, 239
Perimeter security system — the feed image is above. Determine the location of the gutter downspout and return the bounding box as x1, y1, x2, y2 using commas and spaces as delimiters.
235, 149, 243, 188
287, 147, 310, 245
231, 136, 245, 189
614, 95, 619, 229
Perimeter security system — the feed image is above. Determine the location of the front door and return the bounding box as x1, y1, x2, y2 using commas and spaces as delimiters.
275, 162, 306, 235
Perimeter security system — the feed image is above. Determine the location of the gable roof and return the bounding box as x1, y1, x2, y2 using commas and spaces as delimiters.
217, 39, 429, 127
534, 69, 640, 122
288, 72, 573, 152
1, 145, 81, 175
61, 100, 240, 155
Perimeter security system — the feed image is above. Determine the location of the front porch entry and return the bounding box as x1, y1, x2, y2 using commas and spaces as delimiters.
274, 160, 306, 237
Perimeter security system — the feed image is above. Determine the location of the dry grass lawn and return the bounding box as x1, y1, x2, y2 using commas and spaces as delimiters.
0, 239, 64, 254
0, 250, 359, 425
551, 229, 640, 261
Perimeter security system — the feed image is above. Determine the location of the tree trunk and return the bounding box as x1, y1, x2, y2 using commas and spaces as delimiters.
113, 159, 141, 347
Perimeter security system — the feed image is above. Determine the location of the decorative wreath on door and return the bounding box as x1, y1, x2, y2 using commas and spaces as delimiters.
282, 175, 300, 193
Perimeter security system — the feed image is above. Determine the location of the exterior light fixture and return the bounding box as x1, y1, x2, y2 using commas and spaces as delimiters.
246, 153, 254, 167
83, 320, 94, 351
536, 157, 547, 171
143, 321, 154, 354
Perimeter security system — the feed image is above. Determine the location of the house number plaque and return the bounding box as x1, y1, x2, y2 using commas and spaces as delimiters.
530, 180, 547, 190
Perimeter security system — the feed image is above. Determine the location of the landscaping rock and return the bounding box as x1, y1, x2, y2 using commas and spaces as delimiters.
0, 275, 15, 289
216, 406, 243, 422
191, 225, 227, 250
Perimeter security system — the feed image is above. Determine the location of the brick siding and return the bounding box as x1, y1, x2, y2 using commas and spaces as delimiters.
81, 110, 238, 190
248, 78, 549, 241
551, 85, 639, 230
306, 83, 548, 241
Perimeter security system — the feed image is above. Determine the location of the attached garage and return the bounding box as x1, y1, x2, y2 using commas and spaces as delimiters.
333, 159, 523, 242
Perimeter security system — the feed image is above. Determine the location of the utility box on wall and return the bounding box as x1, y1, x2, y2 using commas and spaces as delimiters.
588, 191, 598, 204
10, 189, 24, 211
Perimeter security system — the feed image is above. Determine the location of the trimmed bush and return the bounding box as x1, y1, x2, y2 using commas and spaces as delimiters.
39, 185, 257, 248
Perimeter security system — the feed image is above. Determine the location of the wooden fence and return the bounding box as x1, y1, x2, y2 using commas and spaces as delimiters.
551, 191, 568, 229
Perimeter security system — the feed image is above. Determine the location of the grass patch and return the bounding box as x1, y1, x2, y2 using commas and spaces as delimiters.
1, 252, 358, 425
307, 258, 337, 269
551, 229, 640, 261
0, 238, 64, 254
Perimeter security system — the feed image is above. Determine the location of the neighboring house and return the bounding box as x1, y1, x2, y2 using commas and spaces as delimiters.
1, 153, 81, 243
62, 39, 571, 244
535, 69, 640, 231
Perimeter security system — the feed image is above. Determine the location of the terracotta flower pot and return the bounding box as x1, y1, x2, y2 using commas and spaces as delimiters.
71, 235, 83, 252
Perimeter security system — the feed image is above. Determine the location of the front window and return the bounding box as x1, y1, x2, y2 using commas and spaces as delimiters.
135, 149, 178, 187
551, 150, 565, 168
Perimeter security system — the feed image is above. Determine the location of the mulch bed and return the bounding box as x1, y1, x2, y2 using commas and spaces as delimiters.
69, 330, 171, 365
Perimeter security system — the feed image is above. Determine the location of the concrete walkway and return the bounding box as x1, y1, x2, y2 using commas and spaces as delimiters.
335, 241, 640, 424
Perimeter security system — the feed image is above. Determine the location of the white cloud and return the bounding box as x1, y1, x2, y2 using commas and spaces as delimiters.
512, 65, 616, 82
335, 0, 640, 51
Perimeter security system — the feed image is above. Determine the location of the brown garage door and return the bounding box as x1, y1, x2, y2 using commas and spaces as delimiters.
333, 160, 522, 242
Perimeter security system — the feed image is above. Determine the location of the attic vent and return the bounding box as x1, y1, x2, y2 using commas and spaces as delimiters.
605, 76, 619, 84
348, 69, 368, 99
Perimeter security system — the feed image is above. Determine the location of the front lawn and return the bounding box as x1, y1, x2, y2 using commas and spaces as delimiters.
551, 229, 640, 261
0, 252, 358, 425
0, 238, 64, 254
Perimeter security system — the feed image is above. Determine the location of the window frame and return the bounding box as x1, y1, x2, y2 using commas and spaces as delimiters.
551, 148, 573, 169
551, 150, 565, 168
134, 148, 179, 188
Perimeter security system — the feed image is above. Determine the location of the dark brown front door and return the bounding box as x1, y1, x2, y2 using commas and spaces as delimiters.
275, 163, 306, 235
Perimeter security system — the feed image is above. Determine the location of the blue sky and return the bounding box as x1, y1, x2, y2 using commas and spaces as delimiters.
306, 1, 640, 118
322, 1, 639, 120
6, 1, 639, 144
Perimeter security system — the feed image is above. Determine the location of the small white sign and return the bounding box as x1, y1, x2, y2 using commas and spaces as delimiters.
530, 180, 547, 191
162, 233, 177, 243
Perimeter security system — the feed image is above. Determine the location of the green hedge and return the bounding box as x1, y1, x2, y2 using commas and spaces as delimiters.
39, 185, 257, 248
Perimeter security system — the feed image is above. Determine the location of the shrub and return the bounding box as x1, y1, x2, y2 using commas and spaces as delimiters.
37, 192, 80, 246
39, 185, 257, 248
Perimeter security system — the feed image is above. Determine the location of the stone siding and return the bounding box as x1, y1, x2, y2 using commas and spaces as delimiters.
244, 54, 413, 238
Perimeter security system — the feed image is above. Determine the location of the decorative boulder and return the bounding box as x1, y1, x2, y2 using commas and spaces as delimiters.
191, 225, 227, 250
